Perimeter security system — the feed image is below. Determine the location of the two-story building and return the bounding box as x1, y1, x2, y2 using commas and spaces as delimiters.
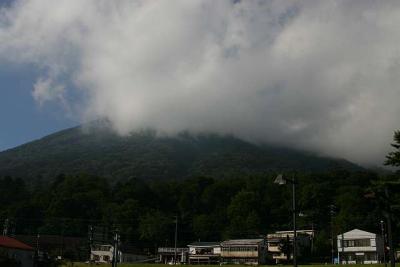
90, 244, 116, 263
337, 229, 383, 264
157, 247, 188, 264
187, 242, 220, 264
267, 230, 314, 263
220, 239, 267, 265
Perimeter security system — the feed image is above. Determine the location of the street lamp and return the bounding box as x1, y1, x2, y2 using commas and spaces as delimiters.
174, 215, 178, 265
274, 174, 297, 267
381, 220, 387, 267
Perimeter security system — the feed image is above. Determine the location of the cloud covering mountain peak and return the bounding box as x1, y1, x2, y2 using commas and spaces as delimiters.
1, 0, 400, 165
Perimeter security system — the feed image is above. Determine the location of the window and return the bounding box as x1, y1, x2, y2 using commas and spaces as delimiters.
343, 239, 370, 247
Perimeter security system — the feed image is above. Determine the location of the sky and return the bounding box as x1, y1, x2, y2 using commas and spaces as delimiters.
1, 0, 400, 166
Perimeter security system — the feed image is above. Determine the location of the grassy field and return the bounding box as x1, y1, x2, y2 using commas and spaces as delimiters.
60, 264, 396, 267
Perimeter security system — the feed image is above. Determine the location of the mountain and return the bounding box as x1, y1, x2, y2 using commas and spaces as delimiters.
0, 124, 362, 183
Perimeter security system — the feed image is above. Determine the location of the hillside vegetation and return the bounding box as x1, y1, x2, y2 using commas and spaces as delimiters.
0, 127, 399, 263
0, 125, 361, 183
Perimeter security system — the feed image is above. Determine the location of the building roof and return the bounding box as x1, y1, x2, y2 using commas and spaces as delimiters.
16, 234, 86, 250
0, 236, 34, 251
267, 229, 315, 240
337, 229, 376, 239
188, 242, 220, 247
221, 239, 264, 246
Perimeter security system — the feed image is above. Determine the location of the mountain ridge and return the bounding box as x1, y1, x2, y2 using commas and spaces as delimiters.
0, 125, 363, 183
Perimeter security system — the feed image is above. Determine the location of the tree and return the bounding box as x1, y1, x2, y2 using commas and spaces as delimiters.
278, 235, 292, 262
193, 214, 218, 241
385, 130, 400, 167
138, 210, 171, 245
226, 191, 261, 238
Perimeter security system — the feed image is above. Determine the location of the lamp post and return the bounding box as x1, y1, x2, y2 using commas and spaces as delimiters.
365, 184, 396, 267
174, 216, 178, 265
381, 220, 387, 267
329, 204, 336, 264
274, 174, 297, 267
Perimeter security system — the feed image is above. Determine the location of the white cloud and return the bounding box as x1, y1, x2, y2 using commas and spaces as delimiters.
32, 77, 65, 105
1, 0, 400, 166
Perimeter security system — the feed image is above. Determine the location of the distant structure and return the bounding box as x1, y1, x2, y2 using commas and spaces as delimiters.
16, 234, 86, 261
220, 239, 267, 265
157, 247, 188, 264
187, 242, 221, 264
0, 236, 34, 267
90, 244, 115, 263
267, 229, 314, 264
337, 229, 383, 264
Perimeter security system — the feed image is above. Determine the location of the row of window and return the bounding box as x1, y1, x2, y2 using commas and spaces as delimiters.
92, 245, 112, 251
92, 254, 111, 262
223, 258, 258, 264
222, 247, 258, 252
342, 252, 377, 261
342, 239, 371, 247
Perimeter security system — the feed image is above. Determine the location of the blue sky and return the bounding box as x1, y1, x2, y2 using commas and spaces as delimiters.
0, 64, 77, 151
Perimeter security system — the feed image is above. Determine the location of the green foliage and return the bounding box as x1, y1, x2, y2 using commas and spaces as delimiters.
138, 210, 171, 245
227, 191, 261, 238
3, 129, 400, 263
278, 235, 292, 262
0, 126, 362, 183
0, 169, 388, 261
386, 130, 400, 167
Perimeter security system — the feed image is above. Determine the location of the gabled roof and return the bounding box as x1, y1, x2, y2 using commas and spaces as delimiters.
188, 242, 220, 247
337, 229, 376, 239
0, 236, 34, 251
221, 239, 264, 246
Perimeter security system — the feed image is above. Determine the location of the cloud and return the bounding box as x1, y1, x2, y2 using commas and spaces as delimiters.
32, 77, 65, 105
1, 0, 400, 166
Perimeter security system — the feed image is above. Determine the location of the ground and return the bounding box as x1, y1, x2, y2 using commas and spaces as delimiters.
60, 264, 394, 267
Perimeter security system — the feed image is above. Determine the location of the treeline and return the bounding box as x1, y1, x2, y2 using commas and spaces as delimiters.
1, 169, 399, 260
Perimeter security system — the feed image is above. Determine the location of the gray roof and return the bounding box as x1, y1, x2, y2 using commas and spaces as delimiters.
221, 239, 264, 246
188, 242, 220, 247
337, 229, 376, 239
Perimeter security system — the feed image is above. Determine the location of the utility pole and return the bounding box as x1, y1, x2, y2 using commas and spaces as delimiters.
274, 174, 297, 267
88, 225, 93, 265
384, 187, 395, 267
3, 218, 9, 236
174, 216, 178, 264
365, 183, 397, 267
311, 222, 314, 255
292, 178, 297, 267
330, 205, 335, 265
341, 232, 345, 264
35, 233, 40, 266
381, 220, 387, 267
112, 230, 119, 267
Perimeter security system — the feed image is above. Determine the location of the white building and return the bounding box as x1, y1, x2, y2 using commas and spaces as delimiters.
267, 230, 314, 263
220, 239, 267, 265
187, 242, 221, 264
337, 229, 383, 264
90, 244, 117, 263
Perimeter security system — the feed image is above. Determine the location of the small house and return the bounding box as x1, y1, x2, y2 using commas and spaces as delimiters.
157, 247, 188, 264
90, 244, 116, 263
220, 239, 266, 265
187, 242, 221, 264
337, 229, 383, 264
0, 236, 34, 267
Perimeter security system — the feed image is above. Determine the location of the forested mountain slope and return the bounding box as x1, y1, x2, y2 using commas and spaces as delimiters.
0, 125, 362, 183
